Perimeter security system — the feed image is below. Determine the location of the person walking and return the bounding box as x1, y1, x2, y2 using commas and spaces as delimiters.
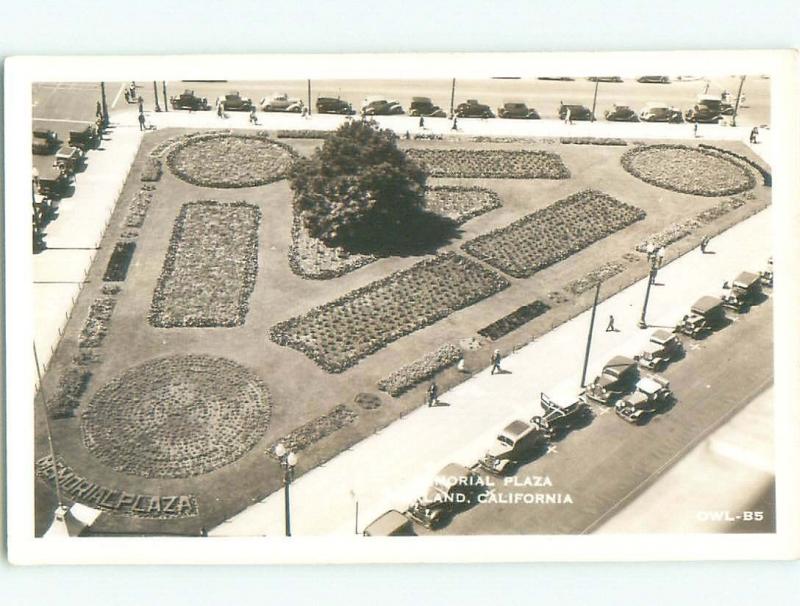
419, 115, 425, 129
693, 122, 698, 138
249, 106, 258, 125
137, 111, 146, 131
427, 382, 439, 407
656, 246, 666, 268
564, 107, 572, 125
217, 101, 225, 119
606, 315, 616, 332
451, 116, 458, 131
124, 89, 130, 104
490, 349, 502, 375
138, 96, 144, 114
750, 126, 759, 144
700, 235, 711, 254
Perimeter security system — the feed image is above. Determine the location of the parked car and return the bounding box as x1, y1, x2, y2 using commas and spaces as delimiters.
639, 102, 683, 123
558, 103, 593, 121
361, 96, 404, 116
675, 296, 725, 338
615, 374, 674, 424
537, 76, 575, 81
583, 356, 638, 405
363, 510, 415, 536
636, 76, 670, 84
498, 102, 540, 119
67, 124, 99, 151
36, 165, 69, 199
32, 129, 59, 155
315, 96, 355, 115
759, 257, 773, 288
635, 329, 683, 370
408, 97, 447, 118
684, 94, 723, 123
260, 93, 304, 113
54, 146, 84, 175
455, 99, 494, 118
604, 103, 638, 122
406, 464, 482, 529
533, 392, 591, 439
587, 76, 623, 82
169, 89, 210, 111
720, 271, 762, 312
219, 91, 254, 112
478, 419, 548, 474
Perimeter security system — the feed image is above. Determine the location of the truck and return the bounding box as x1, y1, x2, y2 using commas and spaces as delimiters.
54, 146, 84, 176
583, 356, 638, 405
684, 94, 723, 123
67, 124, 99, 151
477, 419, 548, 474
720, 271, 762, 312
675, 296, 725, 338
634, 329, 683, 370
614, 374, 674, 424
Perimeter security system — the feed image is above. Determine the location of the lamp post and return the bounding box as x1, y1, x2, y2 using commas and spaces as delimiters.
100, 81, 109, 126
580, 281, 601, 388
590, 79, 599, 122
449, 78, 456, 118
638, 256, 659, 329
731, 75, 746, 127
162, 81, 169, 112
153, 81, 161, 112
274, 443, 297, 537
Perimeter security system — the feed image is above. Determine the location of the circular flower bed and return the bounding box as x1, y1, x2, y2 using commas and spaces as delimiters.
621, 144, 755, 196
167, 133, 296, 188
81, 355, 272, 478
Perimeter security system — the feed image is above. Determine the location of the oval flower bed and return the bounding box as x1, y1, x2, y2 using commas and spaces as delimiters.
269, 252, 509, 373
462, 189, 645, 278
621, 144, 756, 196
81, 354, 272, 479
167, 132, 296, 188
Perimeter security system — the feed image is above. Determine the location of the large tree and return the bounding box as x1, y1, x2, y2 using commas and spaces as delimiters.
290, 120, 427, 248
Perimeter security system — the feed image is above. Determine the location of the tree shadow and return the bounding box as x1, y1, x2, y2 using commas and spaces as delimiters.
337, 211, 462, 258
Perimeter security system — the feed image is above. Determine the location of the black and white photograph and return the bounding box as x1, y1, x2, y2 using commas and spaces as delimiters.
4, 50, 799, 566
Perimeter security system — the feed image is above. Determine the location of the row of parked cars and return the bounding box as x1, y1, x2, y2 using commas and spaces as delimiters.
364, 259, 773, 536
169, 88, 736, 124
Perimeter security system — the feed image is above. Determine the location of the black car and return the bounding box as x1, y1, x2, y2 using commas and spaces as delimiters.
169, 90, 211, 111
636, 76, 670, 84
587, 76, 623, 83
604, 104, 638, 122
315, 96, 355, 115
408, 97, 447, 117
498, 102, 540, 119
32, 129, 59, 155
455, 99, 494, 118
558, 103, 593, 121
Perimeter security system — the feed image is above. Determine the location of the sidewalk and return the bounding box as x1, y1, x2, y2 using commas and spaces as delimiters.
212, 207, 772, 536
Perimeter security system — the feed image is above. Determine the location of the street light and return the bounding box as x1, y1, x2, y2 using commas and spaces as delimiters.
638, 255, 659, 329
274, 443, 298, 537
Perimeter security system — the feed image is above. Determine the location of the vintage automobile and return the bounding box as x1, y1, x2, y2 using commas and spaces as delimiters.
54, 146, 84, 175
260, 93, 304, 113
67, 124, 98, 151
537, 76, 575, 81
478, 419, 548, 474
219, 91, 254, 112
455, 99, 494, 118
587, 76, 623, 82
315, 96, 355, 115
169, 89, 211, 111
684, 95, 723, 123
604, 103, 638, 122
363, 510, 415, 536
583, 356, 638, 405
361, 96, 404, 116
533, 392, 591, 439
558, 103, 593, 121
32, 129, 59, 155
498, 102, 540, 119
635, 329, 683, 370
675, 296, 725, 338
721, 271, 762, 312
36, 165, 69, 199
408, 97, 447, 118
615, 374, 673, 424
636, 76, 670, 83
406, 463, 482, 529
759, 257, 773, 288
639, 102, 683, 123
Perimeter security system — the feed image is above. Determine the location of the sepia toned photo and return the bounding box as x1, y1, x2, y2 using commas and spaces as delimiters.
5, 51, 799, 564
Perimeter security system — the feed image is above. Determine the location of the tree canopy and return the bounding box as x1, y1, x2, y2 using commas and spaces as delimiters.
290, 120, 427, 249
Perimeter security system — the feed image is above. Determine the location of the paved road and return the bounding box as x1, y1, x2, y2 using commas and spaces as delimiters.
212, 208, 772, 536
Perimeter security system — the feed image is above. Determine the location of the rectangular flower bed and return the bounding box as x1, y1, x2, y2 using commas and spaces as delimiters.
462, 189, 646, 278
406, 149, 570, 179
377, 343, 463, 397
275, 130, 334, 139
79, 295, 118, 348
125, 187, 155, 228
424, 185, 502, 225
270, 252, 509, 372
47, 361, 92, 419
103, 241, 136, 282
140, 157, 162, 182
566, 261, 626, 294
477, 300, 550, 340
266, 404, 358, 458
560, 137, 627, 146
149, 201, 261, 328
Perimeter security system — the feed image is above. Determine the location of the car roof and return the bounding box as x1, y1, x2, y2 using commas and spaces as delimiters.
692, 295, 722, 313
637, 376, 664, 394
56, 146, 79, 156
604, 355, 636, 372
627, 390, 650, 405
363, 510, 410, 535
434, 463, 473, 485
501, 419, 531, 440
613, 103, 631, 108
698, 94, 721, 101
364, 96, 388, 103
734, 271, 760, 287
641, 341, 663, 355
650, 329, 674, 343
411, 96, 432, 102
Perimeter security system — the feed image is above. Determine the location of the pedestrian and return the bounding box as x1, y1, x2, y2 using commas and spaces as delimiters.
645, 241, 655, 262
606, 315, 616, 332
124, 89, 130, 103
451, 116, 458, 130
138, 112, 146, 131
138, 96, 144, 114
700, 235, 710, 254
564, 107, 572, 125
693, 122, 698, 138
249, 106, 258, 125
750, 126, 759, 144
419, 115, 425, 129
427, 382, 439, 407
457, 357, 467, 373
96, 101, 102, 117
490, 349, 502, 375
656, 246, 666, 268
217, 102, 224, 119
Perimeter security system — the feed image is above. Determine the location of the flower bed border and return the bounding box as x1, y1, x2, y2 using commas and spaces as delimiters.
103, 241, 136, 282
377, 343, 463, 397
477, 301, 550, 341
560, 137, 627, 146
698, 143, 771, 186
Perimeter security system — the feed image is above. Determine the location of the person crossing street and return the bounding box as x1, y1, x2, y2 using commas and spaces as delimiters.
490, 349, 503, 375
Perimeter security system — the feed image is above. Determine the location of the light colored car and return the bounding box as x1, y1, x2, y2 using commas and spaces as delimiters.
260, 93, 304, 113
363, 510, 414, 536
639, 102, 682, 123
615, 374, 673, 424
478, 419, 547, 474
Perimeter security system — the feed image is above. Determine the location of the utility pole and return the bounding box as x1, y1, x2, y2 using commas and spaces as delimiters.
100, 82, 109, 126
307, 79, 312, 116
450, 78, 456, 118
590, 79, 599, 122
731, 75, 746, 127
162, 81, 169, 112
580, 282, 601, 388
34, 343, 63, 510
153, 81, 161, 112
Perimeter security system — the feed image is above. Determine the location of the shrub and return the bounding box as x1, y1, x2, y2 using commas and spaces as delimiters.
103, 241, 136, 282
377, 343, 463, 396
141, 157, 162, 182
